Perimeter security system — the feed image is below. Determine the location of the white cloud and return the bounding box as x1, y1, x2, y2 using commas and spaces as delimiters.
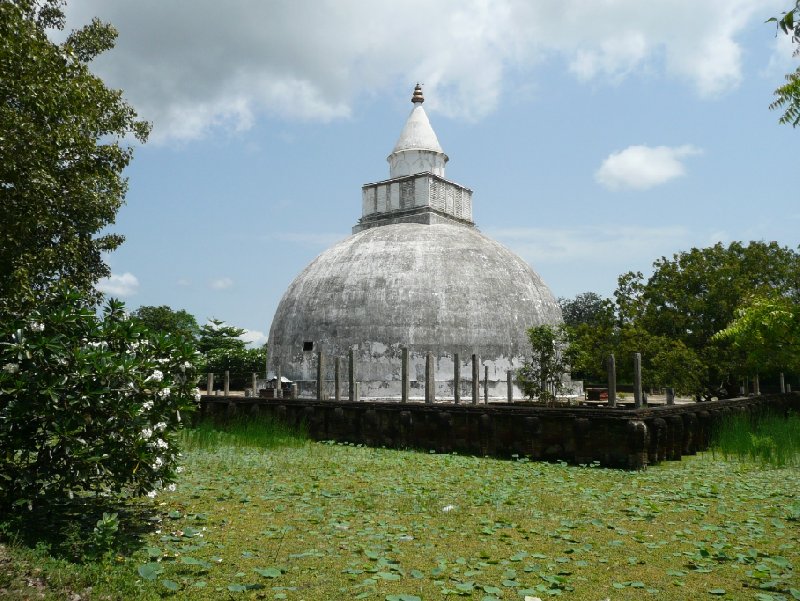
765, 29, 799, 77
595, 144, 702, 191
97, 272, 139, 297
62, 0, 782, 142
239, 329, 268, 348
210, 277, 233, 290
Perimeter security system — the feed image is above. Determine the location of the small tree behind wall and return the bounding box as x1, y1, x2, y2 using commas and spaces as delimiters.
517, 325, 569, 403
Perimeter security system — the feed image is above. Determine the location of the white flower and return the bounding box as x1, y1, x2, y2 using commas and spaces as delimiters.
194, 388, 202, 402
146, 370, 164, 383
155, 438, 169, 450
175, 466, 184, 473
140, 427, 153, 440
141, 400, 154, 412
167, 483, 176, 492
146, 490, 157, 499
182, 361, 193, 369
441, 505, 456, 513
29, 322, 44, 332
154, 421, 167, 432
2, 363, 19, 374
152, 456, 164, 469
158, 387, 171, 399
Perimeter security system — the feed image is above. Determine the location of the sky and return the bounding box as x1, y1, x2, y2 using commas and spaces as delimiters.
62, 0, 799, 347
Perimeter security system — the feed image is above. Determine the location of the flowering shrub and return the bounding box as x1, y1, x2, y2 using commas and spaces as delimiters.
0, 287, 199, 510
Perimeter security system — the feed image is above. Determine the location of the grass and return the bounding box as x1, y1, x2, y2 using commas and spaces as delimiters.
2, 416, 799, 600
180, 415, 308, 451
710, 411, 800, 467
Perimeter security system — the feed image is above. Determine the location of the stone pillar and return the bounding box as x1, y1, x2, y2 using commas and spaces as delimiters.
788, 383, 792, 393
507, 370, 513, 402
471, 354, 479, 405
290, 383, 298, 399
316, 351, 325, 400
276, 365, 282, 399
425, 352, 435, 404
334, 357, 342, 401
607, 354, 616, 407
633, 353, 643, 408
224, 370, 230, 397
666, 387, 675, 405
348, 348, 356, 402
453, 353, 460, 404
484, 365, 489, 404
401, 347, 409, 403
207, 372, 213, 394
754, 373, 760, 395
353, 382, 361, 403
251, 372, 257, 397
780, 372, 786, 394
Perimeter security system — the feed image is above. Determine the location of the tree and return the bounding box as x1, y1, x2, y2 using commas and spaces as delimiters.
768, 1, 800, 127
517, 325, 569, 403
131, 305, 200, 345
197, 319, 266, 388
0, 0, 149, 312
0, 286, 198, 512
714, 294, 800, 375
559, 292, 616, 382
558, 292, 614, 328
198, 318, 246, 354
615, 241, 799, 398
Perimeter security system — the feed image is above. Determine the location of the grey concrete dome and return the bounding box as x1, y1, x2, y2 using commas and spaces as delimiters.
267, 222, 562, 398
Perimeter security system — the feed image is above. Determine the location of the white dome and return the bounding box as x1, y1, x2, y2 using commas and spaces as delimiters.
267, 222, 561, 391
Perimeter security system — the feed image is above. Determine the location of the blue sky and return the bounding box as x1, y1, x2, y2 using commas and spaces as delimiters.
65, 1, 799, 346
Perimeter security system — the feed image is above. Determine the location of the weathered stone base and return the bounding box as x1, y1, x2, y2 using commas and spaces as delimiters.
197, 393, 799, 469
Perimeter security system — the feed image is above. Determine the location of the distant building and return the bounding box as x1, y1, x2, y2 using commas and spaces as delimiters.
267, 85, 562, 398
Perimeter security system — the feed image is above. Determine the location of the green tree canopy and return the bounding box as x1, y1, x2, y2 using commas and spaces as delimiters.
617, 241, 798, 397
558, 292, 614, 328
0, 0, 149, 312
198, 318, 246, 354
561, 241, 798, 398
131, 305, 200, 345
517, 325, 569, 403
714, 294, 800, 374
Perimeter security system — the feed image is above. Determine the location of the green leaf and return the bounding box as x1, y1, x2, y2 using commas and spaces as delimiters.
386, 596, 422, 601
377, 571, 401, 581
254, 567, 282, 578
161, 579, 180, 591
708, 589, 726, 595
137, 562, 164, 581
180, 556, 211, 569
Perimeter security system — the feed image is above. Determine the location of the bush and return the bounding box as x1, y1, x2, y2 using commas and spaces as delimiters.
0, 286, 199, 511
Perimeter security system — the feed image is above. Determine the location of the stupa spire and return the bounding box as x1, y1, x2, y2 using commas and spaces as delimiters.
388, 84, 448, 178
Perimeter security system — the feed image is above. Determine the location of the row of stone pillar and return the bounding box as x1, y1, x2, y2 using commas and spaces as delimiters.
606, 352, 672, 408
606, 353, 791, 406
311, 350, 514, 403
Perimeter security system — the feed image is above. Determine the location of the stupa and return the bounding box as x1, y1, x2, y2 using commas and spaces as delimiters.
267, 85, 562, 398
